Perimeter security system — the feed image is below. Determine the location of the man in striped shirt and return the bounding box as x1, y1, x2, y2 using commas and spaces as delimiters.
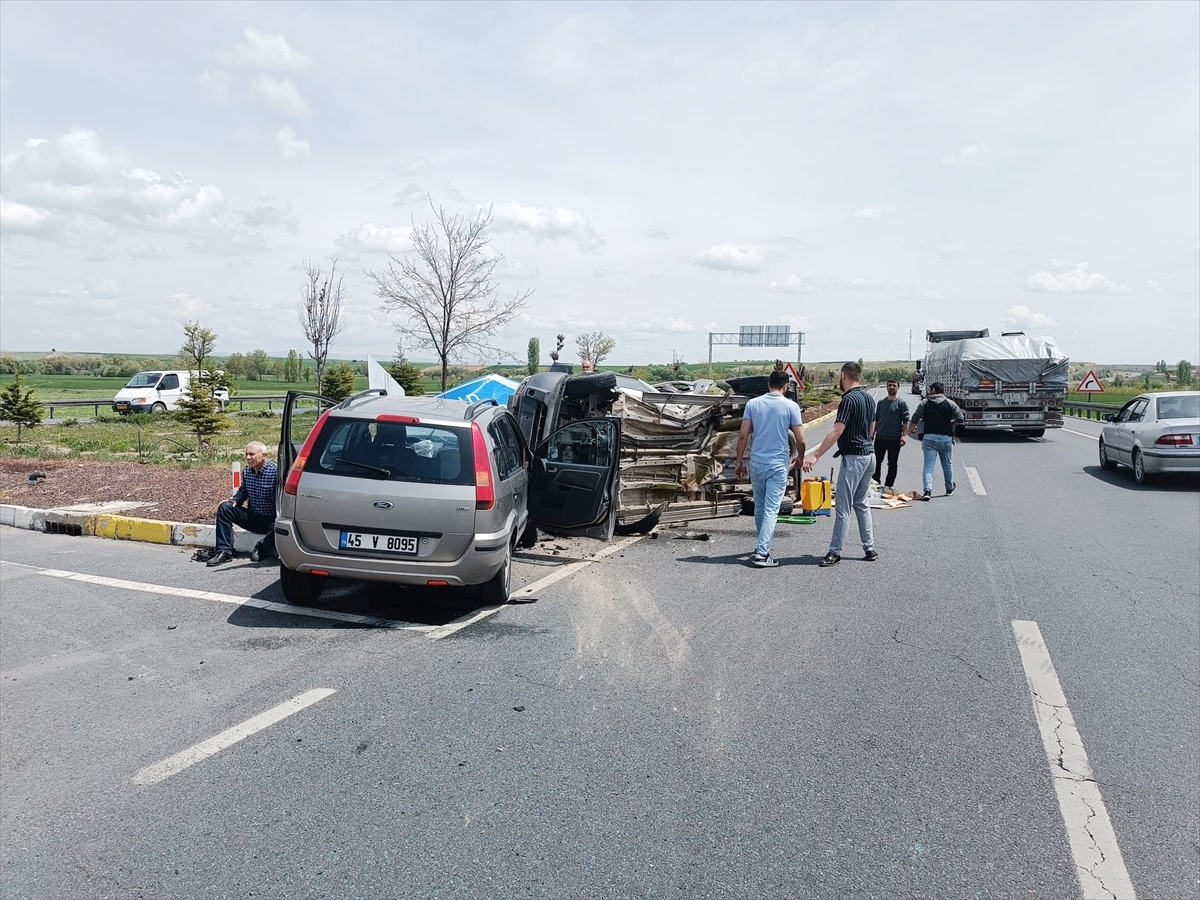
802, 361, 877, 567
208, 441, 279, 567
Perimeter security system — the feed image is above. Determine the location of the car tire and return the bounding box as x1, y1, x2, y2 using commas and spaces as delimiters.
727, 375, 771, 397
151, 402, 167, 414
740, 496, 795, 517
517, 522, 539, 549
563, 371, 618, 398
479, 544, 512, 605
279, 563, 326, 605
1098, 440, 1117, 471
1132, 448, 1150, 484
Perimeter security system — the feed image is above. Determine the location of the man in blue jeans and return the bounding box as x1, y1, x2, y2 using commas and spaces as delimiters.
803, 361, 876, 567
909, 381, 965, 500
207, 441, 278, 566
734, 370, 806, 568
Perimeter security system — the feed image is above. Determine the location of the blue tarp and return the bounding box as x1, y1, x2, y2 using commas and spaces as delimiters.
438, 373, 520, 404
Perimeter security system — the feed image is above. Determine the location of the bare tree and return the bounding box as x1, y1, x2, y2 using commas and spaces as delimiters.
370, 201, 532, 391
298, 257, 347, 396
576, 331, 616, 368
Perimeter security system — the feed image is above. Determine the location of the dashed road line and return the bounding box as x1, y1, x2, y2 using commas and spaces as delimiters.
1062, 428, 1100, 441
964, 465, 987, 496
1, 561, 431, 631
1011, 620, 1136, 900
426, 535, 645, 640
132, 688, 336, 785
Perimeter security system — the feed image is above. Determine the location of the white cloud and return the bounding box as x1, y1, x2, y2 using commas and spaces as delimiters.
761, 274, 884, 293
489, 201, 603, 250
691, 244, 766, 273
221, 28, 313, 70
1145, 280, 1163, 293
252, 76, 310, 116
633, 317, 693, 333
495, 259, 539, 279
648, 229, 670, 240
593, 266, 611, 278
1004, 305, 1057, 328
275, 126, 310, 159
941, 144, 991, 167
0, 196, 52, 234
335, 222, 412, 254
905, 239, 967, 259
848, 203, 895, 219
393, 157, 430, 177
611, 284, 631, 293
0, 128, 281, 253
780, 314, 813, 330
393, 183, 425, 206
1024, 261, 1124, 293
127, 241, 172, 261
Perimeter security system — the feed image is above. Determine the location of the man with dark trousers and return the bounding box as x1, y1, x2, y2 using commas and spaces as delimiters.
871, 379, 910, 488
803, 361, 877, 567
208, 441, 278, 566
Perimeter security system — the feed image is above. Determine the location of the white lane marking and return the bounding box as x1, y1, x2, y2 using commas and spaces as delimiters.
18, 564, 431, 631
964, 465, 987, 496
132, 688, 335, 785
1011, 620, 1136, 900
426, 535, 645, 640
1062, 428, 1100, 441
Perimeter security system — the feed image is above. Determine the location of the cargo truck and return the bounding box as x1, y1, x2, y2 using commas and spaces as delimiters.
918, 329, 1068, 437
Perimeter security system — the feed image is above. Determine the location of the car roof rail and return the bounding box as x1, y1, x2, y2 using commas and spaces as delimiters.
338, 388, 388, 408
466, 398, 500, 419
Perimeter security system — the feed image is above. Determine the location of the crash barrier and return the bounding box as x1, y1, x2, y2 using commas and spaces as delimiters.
42, 395, 289, 419
1063, 400, 1121, 420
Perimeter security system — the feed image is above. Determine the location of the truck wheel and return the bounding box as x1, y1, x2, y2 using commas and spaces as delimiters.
1098, 440, 1117, 471
1132, 449, 1150, 484
478, 545, 512, 605
279, 563, 325, 605
151, 402, 167, 414
563, 371, 617, 398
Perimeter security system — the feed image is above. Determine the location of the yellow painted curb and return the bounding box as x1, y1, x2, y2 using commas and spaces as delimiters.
92, 514, 174, 544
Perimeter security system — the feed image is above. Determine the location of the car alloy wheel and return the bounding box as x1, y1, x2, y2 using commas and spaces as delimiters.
1132, 448, 1148, 484
480, 544, 512, 605
1098, 440, 1117, 471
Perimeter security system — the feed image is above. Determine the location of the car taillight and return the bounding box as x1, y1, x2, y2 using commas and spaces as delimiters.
284, 409, 331, 496
471, 422, 495, 510
1155, 433, 1193, 446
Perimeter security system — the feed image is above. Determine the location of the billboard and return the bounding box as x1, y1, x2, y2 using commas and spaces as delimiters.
739, 324, 791, 347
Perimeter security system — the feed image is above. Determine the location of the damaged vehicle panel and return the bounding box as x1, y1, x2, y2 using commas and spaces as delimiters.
509, 370, 801, 530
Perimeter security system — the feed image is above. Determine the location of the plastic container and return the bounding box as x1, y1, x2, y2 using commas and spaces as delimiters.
801, 477, 832, 516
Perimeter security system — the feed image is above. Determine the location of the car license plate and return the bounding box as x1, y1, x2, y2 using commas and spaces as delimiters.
339, 531, 418, 555
116, 402, 129, 410
1001, 413, 1028, 419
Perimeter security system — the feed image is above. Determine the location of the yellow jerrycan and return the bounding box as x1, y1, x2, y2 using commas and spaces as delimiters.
801, 477, 832, 516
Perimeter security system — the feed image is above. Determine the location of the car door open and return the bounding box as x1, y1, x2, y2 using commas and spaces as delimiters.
277, 391, 336, 505
528, 418, 621, 540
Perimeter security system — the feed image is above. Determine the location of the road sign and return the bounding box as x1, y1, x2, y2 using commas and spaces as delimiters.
783, 362, 805, 391
1076, 370, 1105, 393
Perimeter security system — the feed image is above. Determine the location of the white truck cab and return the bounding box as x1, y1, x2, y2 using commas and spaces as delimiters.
112, 370, 229, 414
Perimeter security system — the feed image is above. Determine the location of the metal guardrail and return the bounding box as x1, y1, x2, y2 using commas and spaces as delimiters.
1063, 400, 1121, 420
43, 395, 289, 419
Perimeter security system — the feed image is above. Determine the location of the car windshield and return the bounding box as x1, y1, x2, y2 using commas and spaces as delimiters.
614, 374, 656, 392
124, 372, 163, 388
1157, 395, 1199, 420
308, 418, 475, 485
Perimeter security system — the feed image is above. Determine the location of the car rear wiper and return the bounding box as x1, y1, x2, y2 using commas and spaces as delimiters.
334, 457, 390, 479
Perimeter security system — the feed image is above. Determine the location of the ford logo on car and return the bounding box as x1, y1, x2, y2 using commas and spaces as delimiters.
371, 500, 394, 510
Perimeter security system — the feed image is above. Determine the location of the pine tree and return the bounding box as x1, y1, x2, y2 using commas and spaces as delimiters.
174, 322, 231, 450
0, 374, 45, 441
322, 361, 357, 401
526, 337, 540, 376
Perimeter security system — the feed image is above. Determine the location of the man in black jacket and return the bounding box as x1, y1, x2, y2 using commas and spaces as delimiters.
909, 382, 965, 500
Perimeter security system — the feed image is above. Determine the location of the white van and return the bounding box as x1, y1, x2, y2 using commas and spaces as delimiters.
111, 370, 229, 414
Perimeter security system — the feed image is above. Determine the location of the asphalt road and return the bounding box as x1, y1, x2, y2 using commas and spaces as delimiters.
1, 405, 1197, 899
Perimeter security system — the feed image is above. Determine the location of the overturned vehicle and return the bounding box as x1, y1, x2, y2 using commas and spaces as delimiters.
509, 369, 801, 533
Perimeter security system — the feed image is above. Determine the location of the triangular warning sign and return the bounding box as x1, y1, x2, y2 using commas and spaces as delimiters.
1076, 370, 1105, 393
783, 362, 805, 391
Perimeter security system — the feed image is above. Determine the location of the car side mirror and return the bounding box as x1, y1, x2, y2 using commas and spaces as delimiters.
1102, 414, 1115, 422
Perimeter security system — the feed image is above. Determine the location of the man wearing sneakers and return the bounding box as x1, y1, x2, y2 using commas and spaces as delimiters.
802, 361, 877, 567
734, 369, 806, 568
909, 381, 965, 500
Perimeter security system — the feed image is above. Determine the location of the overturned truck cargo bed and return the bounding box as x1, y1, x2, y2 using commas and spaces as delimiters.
510, 370, 802, 529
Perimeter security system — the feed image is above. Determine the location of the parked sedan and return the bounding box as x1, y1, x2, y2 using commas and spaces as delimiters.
1099, 391, 1200, 483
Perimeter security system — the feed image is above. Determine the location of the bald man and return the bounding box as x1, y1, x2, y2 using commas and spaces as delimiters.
209, 441, 278, 567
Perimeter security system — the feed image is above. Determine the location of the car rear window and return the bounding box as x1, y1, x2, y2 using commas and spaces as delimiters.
1157, 395, 1199, 420
308, 418, 474, 485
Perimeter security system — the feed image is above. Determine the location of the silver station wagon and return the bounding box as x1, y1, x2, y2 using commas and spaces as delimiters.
273, 390, 621, 606
1099, 390, 1200, 483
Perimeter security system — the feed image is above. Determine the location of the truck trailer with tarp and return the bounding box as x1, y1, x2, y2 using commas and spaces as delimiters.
918, 329, 1069, 436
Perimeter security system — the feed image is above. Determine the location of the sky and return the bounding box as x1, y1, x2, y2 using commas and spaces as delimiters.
1, 0, 1197, 367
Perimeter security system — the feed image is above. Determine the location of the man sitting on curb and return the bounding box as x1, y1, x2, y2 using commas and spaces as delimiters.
208, 441, 278, 567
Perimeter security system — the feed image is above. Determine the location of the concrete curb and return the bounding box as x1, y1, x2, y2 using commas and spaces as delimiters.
804, 409, 838, 427
0, 504, 259, 551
